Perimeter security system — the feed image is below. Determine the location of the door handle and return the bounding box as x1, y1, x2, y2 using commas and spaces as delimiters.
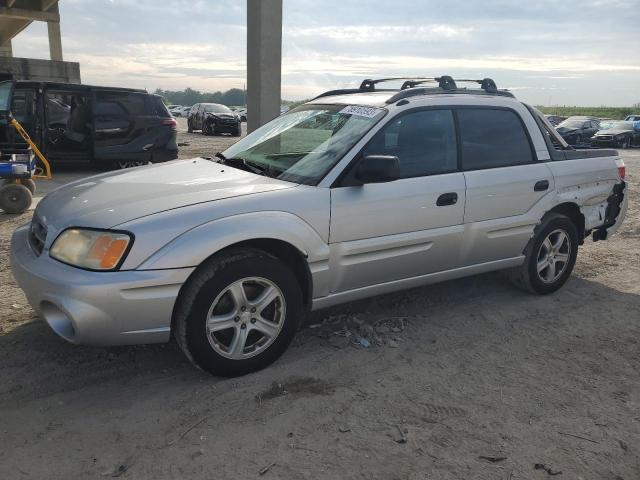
534, 180, 549, 192
436, 192, 458, 206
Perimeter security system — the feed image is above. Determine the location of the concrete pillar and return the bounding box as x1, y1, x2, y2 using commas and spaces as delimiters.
47, 4, 63, 61
0, 39, 12, 58
246, 0, 282, 133
48, 21, 63, 61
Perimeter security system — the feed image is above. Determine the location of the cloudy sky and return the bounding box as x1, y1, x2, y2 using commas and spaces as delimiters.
11, 0, 640, 106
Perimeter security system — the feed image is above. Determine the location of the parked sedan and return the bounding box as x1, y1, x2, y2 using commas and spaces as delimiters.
544, 115, 566, 126
624, 114, 640, 122
556, 117, 600, 146
591, 120, 639, 149
173, 106, 191, 117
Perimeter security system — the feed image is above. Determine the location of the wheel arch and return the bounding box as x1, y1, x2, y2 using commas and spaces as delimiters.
546, 202, 586, 243
170, 238, 313, 339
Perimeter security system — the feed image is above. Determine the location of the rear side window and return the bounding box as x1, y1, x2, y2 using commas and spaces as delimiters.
149, 96, 170, 117
362, 109, 458, 178
458, 108, 533, 170
95, 92, 146, 117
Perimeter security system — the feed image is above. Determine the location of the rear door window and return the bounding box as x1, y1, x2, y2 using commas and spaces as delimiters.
458, 108, 534, 171
362, 109, 458, 178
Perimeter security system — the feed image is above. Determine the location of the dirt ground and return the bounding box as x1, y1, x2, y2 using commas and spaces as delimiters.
0, 120, 639, 479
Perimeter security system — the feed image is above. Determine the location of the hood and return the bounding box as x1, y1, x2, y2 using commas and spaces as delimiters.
35, 158, 295, 230
595, 128, 631, 136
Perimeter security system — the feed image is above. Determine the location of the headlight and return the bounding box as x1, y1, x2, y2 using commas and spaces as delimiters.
50, 228, 133, 270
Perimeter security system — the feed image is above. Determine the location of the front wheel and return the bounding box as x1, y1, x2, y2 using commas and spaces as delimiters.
187, 120, 193, 133
508, 213, 579, 295
175, 248, 303, 376
620, 137, 631, 149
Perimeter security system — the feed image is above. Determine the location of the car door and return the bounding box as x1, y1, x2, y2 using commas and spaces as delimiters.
329, 108, 466, 293
93, 91, 151, 163
458, 107, 554, 266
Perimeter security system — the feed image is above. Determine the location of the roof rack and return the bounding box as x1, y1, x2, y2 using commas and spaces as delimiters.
312, 75, 513, 102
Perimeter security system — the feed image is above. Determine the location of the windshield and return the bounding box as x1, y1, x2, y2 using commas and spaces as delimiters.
600, 121, 633, 130
557, 119, 587, 129
204, 104, 231, 113
0, 81, 12, 112
222, 104, 386, 185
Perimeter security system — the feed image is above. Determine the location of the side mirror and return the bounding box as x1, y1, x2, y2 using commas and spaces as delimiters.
355, 155, 400, 184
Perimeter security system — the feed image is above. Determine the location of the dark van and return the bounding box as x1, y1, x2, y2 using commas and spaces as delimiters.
0, 80, 178, 169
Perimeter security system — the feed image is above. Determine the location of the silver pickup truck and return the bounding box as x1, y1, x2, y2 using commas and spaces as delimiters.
11, 76, 628, 376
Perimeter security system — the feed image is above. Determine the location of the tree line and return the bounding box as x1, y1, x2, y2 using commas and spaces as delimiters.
155, 87, 246, 107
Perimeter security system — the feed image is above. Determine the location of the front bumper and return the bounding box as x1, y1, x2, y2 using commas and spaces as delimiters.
212, 120, 240, 133
10, 225, 194, 346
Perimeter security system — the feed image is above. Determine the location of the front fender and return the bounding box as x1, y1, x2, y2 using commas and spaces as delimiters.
137, 211, 330, 272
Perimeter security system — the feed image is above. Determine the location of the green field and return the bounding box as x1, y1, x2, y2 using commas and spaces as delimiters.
535, 106, 639, 120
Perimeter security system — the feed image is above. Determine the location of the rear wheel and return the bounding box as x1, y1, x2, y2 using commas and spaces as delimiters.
175, 248, 303, 377
508, 213, 579, 295
0, 183, 32, 214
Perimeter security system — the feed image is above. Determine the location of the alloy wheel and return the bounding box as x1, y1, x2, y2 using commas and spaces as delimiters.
536, 229, 571, 284
205, 277, 286, 360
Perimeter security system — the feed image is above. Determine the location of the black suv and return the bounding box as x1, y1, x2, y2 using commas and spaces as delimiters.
0, 80, 178, 169
187, 103, 241, 136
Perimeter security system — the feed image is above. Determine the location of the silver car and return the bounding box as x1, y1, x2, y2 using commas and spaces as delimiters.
11, 76, 628, 376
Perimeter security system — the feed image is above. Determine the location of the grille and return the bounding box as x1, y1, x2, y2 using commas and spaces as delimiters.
598, 135, 613, 141
29, 215, 47, 256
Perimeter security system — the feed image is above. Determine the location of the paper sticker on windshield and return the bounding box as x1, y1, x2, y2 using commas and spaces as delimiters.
339, 105, 381, 118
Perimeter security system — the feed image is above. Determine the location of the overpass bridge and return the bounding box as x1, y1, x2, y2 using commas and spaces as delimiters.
0, 0, 80, 83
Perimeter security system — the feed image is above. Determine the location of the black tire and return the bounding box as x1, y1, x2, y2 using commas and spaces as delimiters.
114, 160, 147, 170
0, 183, 32, 214
174, 248, 303, 377
202, 122, 210, 136
232, 127, 241, 137
620, 136, 631, 149
187, 120, 193, 133
508, 213, 579, 295
3, 178, 36, 195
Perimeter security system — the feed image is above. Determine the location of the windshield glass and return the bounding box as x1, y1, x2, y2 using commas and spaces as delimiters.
204, 104, 231, 113
557, 119, 587, 129
599, 121, 633, 130
0, 81, 12, 112
222, 104, 386, 185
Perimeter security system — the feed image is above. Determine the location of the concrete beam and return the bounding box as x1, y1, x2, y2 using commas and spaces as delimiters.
0, 19, 31, 46
246, 0, 282, 133
0, 6, 60, 22
41, 0, 59, 11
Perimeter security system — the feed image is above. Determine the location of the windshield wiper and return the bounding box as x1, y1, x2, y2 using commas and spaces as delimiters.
215, 152, 271, 177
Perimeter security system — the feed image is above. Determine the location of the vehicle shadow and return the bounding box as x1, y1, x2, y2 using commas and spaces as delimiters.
1, 268, 639, 409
